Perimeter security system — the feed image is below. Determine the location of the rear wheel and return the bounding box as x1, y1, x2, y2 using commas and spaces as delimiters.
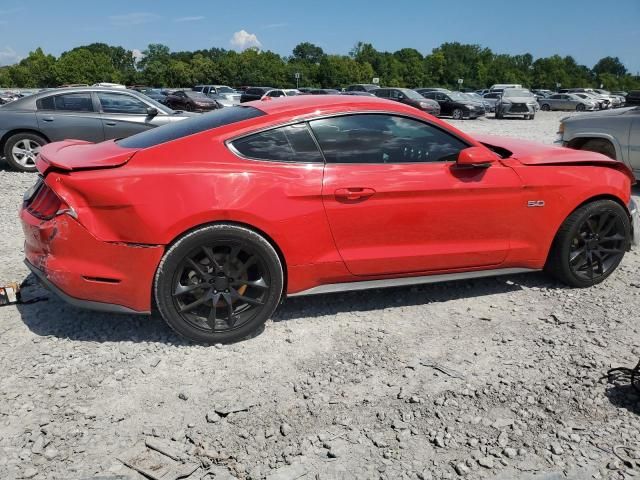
154, 224, 284, 344
579, 139, 616, 159
546, 200, 630, 287
576, 103, 585, 111
541, 104, 551, 111
3, 133, 47, 172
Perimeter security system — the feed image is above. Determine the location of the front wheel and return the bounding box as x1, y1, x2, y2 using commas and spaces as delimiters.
154, 224, 284, 344
3, 133, 47, 172
546, 200, 630, 287
576, 103, 585, 111
452, 108, 464, 120
541, 104, 551, 111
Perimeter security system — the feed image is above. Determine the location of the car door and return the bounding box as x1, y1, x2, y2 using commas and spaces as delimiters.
311, 113, 523, 276
97, 91, 162, 139
35, 92, 105, 143
629, 109, 640, 175
436, 93, 452, 116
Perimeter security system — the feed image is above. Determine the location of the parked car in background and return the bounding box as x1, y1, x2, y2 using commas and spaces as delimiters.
193, 85, 241, 106
539, 93, 597, 112
562, 89, 611, 109
310, 89, 342, 95
93, 82, 126, 89
463, 92, 492, 113
495, 88, 539, 120
262, 89, 302, 99
419, 90, 485, 119
557, 106, 640, 179
592, 89, 623, 108
490, 84, 522, 93
240, 87, 276, 103
135, 88, 168, 104
0, 87, 194, 171
345, 84, 379, 93
164, 90, 221, 112
20, 95, 638, 344
626, 91, 640, 106
341, 91, 376, 97
373, 88, 441, 116
416, 88, 451, 95
572, 92, 606, 110
482, 91, 502, 112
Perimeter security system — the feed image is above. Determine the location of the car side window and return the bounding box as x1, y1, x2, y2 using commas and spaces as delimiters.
97, 93, 149, 114
309, 114, 468, 164
231, 123, 323, 163
37, 93, 94, 112
375, 89, 389, 98
435, 93, 446, 101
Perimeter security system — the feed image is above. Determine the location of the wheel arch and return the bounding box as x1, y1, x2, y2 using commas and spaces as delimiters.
0, 128, 50, 152
565, 134, 623, 161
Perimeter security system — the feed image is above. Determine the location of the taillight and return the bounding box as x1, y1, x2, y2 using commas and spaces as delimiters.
25, 182, 64, 220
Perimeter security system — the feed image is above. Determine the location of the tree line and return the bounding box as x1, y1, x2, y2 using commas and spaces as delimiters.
1, 41, 638, 92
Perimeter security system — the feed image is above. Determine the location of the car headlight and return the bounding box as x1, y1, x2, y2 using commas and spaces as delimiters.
419, 102, 431, 109
466, 104, 476, 110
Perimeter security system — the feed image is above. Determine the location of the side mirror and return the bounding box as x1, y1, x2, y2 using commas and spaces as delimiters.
457, 146, 498, 168
146, 107, 158, 117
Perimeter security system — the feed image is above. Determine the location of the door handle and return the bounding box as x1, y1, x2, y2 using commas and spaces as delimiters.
334, 187, 376, 201
41, 116, 54, 122
104, 121, 117, 126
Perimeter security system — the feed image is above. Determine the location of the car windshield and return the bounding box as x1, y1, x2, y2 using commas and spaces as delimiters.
503, 89, 533, 98
400, 89, 424, 100
186, 91, 208, 99
284, 90, 301, 96
217, 87, 235, 94
464, 93, 482, 100
448, 92, 467, 101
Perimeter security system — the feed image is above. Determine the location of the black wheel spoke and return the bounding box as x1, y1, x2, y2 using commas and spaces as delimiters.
202, 247, 222, 272
233, 277, 269, 289
221, 292, 236, 327
206, 294, 221, 329
186, 258, 209, 279
235, 256, 257, 276
569, 247, 585, 264
179, 293, 210, 313
231, 288, 264, 306
174, 282, 208, 297
225, 245, 242, 273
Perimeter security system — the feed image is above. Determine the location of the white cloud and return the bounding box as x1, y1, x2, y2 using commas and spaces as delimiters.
109, 12, 160, 27
0, 46, 21, 66
230, 30, 261, 51
175, 16, 205, 22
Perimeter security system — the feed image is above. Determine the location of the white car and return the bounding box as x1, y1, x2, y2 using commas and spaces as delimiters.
262, 89, 302, 99
93, 82, 126, 89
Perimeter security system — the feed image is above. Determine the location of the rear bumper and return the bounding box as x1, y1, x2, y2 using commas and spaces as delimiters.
20, 208, 163, 313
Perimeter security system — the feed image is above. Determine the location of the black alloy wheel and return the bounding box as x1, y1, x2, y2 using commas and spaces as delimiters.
546, 200, 630, 287
155, 224, 283, 344
541, 104, 550, 111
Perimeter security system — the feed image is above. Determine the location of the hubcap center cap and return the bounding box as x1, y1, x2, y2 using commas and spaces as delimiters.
213, 273, 229, 290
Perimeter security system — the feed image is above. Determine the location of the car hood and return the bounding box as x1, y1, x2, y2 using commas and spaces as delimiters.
565, 106, 638, 121
475, 134, 634, 180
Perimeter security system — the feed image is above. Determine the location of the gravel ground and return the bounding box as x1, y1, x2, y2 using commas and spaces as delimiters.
1, 111, 639, 480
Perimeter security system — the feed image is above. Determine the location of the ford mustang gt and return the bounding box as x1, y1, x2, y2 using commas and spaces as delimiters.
20, 96, 639, 343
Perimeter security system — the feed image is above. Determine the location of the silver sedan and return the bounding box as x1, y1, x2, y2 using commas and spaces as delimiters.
539, 93, 597, 112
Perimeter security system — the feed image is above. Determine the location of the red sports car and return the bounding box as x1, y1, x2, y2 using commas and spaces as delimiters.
20, 96, 639, 344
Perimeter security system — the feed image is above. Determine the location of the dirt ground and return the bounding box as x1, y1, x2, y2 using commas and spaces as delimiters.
1, 111, 639, 480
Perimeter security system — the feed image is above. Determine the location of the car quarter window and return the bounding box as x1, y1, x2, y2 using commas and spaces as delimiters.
231, 123, 323, 163
97, 93, 149, 114
37, 93, 94, 112
309, 114, 468, 164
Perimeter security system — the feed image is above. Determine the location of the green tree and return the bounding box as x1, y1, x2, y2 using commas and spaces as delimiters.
292, 42, 325, 64
593, 56, 627, 77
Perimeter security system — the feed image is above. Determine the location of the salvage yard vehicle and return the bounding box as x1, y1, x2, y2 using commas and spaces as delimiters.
21, 96, 639, 344
495, 88, 538, 120
240, 87, 277, 103
539, 93, 597, 112
193, 85, 241, 106
419, 90, 485, 119
164, 90, 221, 112
0, 87, 194, 172
557, 106, 640, 179
373, 87, 441, 116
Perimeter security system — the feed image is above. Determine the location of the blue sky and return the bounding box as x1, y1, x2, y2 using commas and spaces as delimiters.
1, 0, 639, 72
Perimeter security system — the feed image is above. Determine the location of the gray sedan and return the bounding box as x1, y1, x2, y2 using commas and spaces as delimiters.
557, 106, 640, 179
539, 93, 597, 112
0, 87, 194, 171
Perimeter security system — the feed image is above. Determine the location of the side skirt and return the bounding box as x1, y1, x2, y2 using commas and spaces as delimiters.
288, 268, 538, 297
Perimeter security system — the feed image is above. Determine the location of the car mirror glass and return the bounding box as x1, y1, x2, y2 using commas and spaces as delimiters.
146, 107, 158, 117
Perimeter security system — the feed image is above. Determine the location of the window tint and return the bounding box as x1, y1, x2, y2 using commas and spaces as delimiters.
98, 93, 148, 114
374, 89, 389, 98
231, 124, 323, 163
309, 114, 467, 164
37, 93, 93, 112
118, 106, 265, 149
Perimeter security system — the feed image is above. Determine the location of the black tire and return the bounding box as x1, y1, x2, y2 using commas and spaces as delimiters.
576, 103, 585, 111
154, 224, 284, 344
579, 139, 616, 160
185, 103, 194, 112
495, 111, 503, 119
541, 104, 550, 111
3, 132, 47, 172
452, 108, 464, 120
546, 200, 630, 288
529, 114, 535, 120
